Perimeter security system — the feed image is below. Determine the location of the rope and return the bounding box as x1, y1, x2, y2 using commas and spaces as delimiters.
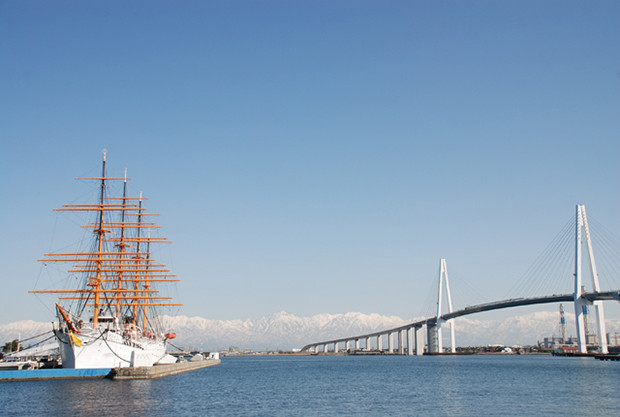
168, 341, 183, 351
17, 330, 54, 344
99, 329, 132, 364
54, 329, 69, 345
21, 334, 57, 350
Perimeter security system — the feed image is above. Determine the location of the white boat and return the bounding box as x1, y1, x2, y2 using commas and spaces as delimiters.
0, 358, 40, 371
31, 151, 181, 369
1, 341, 60, 369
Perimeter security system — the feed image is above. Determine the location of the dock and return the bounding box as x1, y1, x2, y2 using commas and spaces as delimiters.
1, 358, 221, 382
110, 358, 221, 379
594, 354, 620, 361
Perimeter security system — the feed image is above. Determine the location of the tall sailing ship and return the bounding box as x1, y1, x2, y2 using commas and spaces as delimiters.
31, 152, 181, 369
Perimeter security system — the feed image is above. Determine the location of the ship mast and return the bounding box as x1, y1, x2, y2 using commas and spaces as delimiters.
142, 238, 152, 331
115, 168, 129, 318
31, 153, 182, 332
92, 150, 107, 326
140, 222, 152, 331
133, 193, 143, 327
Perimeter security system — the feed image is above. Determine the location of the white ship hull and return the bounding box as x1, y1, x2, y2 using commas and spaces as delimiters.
56, 328, 167, 369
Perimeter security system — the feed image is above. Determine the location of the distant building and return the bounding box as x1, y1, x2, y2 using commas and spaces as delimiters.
542, 336, 577, 349
541, 332, 619, 349
607, 333, 620, 347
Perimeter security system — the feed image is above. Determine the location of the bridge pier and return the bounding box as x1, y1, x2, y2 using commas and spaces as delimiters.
377, 335, 383, 351
398, 330, 404, 355
427, 323, 438, 353
594, 300, 608, 353
407, 327, 413, 355
415, 326, 425, 355
334, 342, 338, 353
323, 344, 328, 353
574, 298, 587, 354
388, 332, 394, 353
437, 321, 443, 353
366, 337, 370, 350
437, 319, 456, 353
355, 338, 360, 350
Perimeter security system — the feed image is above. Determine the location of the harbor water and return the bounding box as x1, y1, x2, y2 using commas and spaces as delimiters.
1, 355, 618, 416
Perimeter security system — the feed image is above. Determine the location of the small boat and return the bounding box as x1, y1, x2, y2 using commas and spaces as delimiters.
0, 358, 40, 371
31, 151, 181, 369
0, 341, 61, 369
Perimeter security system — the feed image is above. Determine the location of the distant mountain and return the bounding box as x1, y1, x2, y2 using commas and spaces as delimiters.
2, 312, 619, 351
161, 311, 408, 351
161, 310, 620, 351
0, 320, 54, 347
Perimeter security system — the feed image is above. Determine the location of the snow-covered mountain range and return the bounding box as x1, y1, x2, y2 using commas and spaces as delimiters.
3, 311, 619, 351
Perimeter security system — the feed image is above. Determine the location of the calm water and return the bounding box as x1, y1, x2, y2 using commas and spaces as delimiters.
1, 355, 618, 416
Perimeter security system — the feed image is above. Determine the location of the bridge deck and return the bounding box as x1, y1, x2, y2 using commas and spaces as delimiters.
301, 290, 620, 351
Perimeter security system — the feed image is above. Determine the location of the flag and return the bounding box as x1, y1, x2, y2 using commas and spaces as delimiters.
69, 331, 82, 347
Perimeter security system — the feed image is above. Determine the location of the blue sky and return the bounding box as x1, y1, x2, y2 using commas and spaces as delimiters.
1, 1, 619, 325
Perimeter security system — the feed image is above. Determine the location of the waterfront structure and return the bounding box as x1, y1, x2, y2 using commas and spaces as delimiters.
302, 205, 619, 355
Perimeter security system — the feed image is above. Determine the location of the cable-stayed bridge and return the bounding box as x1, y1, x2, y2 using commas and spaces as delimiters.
301, 205, 620, 355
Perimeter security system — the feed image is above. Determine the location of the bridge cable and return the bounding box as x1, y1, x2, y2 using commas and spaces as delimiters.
587, 216, 620, 290
503, 217, 574, 300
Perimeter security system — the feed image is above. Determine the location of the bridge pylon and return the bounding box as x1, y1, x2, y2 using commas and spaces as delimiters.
574, 204, 608, 354
435, 258, 456, 353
